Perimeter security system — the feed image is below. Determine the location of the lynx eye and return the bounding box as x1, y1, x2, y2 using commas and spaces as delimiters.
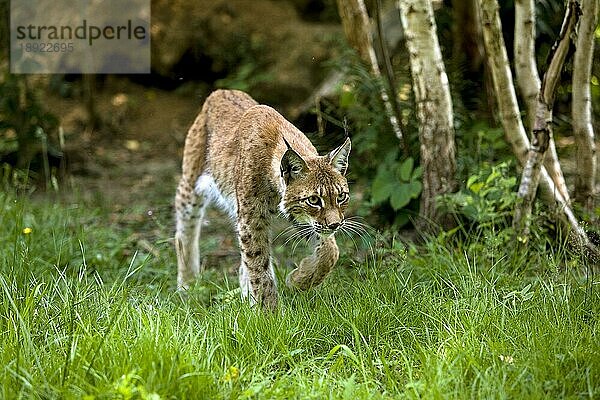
306, 195, 323, 208
337, 192, 349, 204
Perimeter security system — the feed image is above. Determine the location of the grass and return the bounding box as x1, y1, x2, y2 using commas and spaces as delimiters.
1, 190, 599, 399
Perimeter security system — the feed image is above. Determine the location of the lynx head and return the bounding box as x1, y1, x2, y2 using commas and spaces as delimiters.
279, 137, 351, 237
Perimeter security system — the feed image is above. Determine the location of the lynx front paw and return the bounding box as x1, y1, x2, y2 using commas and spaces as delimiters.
245, 278, 278, 311
247, 289, 278, 311
260, 291, 278, 311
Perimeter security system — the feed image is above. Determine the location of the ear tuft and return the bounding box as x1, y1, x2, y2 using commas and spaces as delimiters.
328, 137, 351, 175
281, 148, 308, 184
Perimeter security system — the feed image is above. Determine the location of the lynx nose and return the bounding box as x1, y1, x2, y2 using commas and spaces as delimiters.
328, 222, 340, 231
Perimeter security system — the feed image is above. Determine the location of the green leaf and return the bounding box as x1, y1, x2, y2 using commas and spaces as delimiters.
407, 180, 422, 198
467, 175, 479, 188
486, 169, 500, 184
390, 186, 411, 210
380, 149, 399, 165
462, 204, 479, 220
412, 166, 423, 179
398, 157, 414, 181
469, 182, 484, 194
394, 213, 411, 228
371, 168, 396, 204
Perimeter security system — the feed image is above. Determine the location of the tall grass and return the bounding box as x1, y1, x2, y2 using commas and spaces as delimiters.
1, 192, 598, 399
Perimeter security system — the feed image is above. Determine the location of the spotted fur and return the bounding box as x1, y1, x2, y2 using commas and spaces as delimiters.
175, 90, 351, 310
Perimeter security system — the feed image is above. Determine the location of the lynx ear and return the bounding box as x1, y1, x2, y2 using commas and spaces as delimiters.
281, 147, 308, 184
328, 137, 351, 175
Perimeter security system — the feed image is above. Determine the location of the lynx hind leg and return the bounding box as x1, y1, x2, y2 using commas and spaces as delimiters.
175, 178, 207, 289
175, 103, 209, 290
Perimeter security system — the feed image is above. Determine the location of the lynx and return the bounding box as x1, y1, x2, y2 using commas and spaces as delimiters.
175, 89, 352, 310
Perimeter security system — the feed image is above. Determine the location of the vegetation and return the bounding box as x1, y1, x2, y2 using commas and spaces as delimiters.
1, 189, 599, 399
0, 73, 60, 170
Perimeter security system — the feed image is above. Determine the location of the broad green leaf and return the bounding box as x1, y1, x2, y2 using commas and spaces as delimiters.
394, 213, 411, 228
486, 169, 500, 184
407, 181, 423, 198
371, 168, 396, 204
398, 157, 414, 181
467, 175, 479, 188
462, 204, 478, 220
469, 182, 484, 194
412, 166, 423, 179
383, 149, 400, 164
390, 186, 411, 210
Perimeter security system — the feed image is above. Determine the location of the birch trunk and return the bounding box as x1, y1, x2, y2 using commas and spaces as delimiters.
514, 0, 540, 130
335, 0, 404, 143
398, 0, 457, 230
479, 0, 529, 160
572, 0, 598, 211
478, 0, 595, 255
513, 0, 580, 237
514, 0, 571, 204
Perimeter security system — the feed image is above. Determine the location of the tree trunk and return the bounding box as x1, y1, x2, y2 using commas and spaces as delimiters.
335, 0, 404, 144
479, 0, 532, 161
514, 0, 540, 131
514, 0, 571, 204
513, 0, 580, 238
398, 0, 457, 231
478, 0, 595, 255
572, 0, 598, 211
452, 0, 485, 74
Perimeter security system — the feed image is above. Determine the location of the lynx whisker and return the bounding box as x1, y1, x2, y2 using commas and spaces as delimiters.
344, 216, 372, 231
338, 226, 361, 253
342, 221, 369, 241
338, 217, 376, 263
290, 226, 316, 255
282, 223, 313, 247
343, 218, 373, 241
274, 224, 299, 242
